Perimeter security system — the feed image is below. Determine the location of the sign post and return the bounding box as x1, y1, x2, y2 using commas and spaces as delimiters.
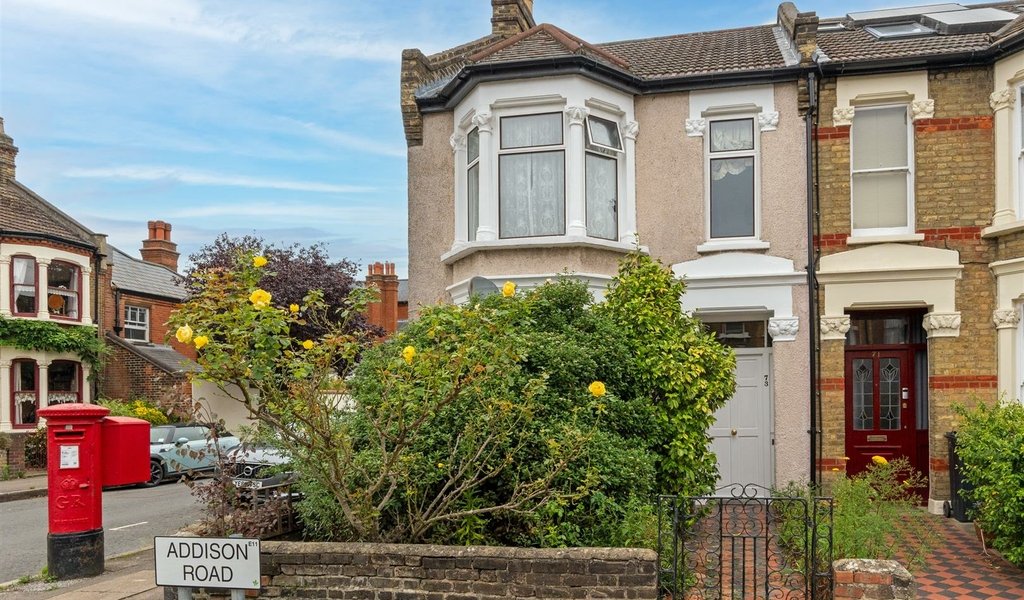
155, 536, 261, 600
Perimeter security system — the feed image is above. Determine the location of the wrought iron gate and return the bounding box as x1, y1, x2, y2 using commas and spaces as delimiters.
657, 484, 834, 599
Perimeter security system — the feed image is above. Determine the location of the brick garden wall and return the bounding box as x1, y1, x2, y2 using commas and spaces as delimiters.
815, 66, 999, 502
256, 542, 658, 599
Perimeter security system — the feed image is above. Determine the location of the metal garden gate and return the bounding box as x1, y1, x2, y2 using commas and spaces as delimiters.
657, 484, 834, 599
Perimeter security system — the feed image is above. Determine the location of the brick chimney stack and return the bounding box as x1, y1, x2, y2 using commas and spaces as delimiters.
139, 220, 180, 272
365, 261, 400, 334
491, 0, 536, 38
0, 117, 18, 184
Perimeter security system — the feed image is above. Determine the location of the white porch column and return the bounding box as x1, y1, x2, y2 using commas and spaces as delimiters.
991, 89, 1017, 227
0, 360, 11, 430
473, 112, 497, 242
450, 132, 468, 243
994, 308, 1021, 400
621, 120, 639, 245
38, 362, 49, 408
35, 259, 50, 320
564, 106, 589, 237
0, 258, 10, 316
81, 266, 93, 325
82, 363, 92, 404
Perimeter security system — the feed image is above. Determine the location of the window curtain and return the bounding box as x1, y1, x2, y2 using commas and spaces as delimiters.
709, 119, 754, 182
13, 258, 29, 284
586, 153, 617, 240
499, 114, 565, 238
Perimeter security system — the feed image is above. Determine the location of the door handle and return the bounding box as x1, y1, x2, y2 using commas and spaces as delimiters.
731, 429, 737, 436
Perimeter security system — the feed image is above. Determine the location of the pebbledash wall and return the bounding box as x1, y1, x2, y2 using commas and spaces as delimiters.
814, 65, 999, 511
255, 542, 658, 599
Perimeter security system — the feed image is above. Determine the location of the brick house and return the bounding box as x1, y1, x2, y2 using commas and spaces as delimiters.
99, 221, 195, 411
804, 3, 1024, 512
403, 1, 816, 490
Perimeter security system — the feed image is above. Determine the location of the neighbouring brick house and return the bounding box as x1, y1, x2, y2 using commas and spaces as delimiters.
99, 221, 196, 411
363, 261, 409, 334
800, 2, 1024, 512
403, 0, 815, 490
0, 117, 196, 470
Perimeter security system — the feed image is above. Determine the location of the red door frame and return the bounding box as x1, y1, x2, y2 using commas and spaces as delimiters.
844, 349, 919, 476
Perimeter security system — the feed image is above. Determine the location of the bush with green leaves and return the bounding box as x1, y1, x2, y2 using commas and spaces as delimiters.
172, 250, 735, 547
98, 398, 170, 425
955, 400, 1024, 567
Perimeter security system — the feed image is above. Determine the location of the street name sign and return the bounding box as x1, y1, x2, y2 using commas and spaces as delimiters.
154, 536, 261, 589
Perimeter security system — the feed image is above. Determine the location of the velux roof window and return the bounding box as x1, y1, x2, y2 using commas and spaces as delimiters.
864, 22, 936, 39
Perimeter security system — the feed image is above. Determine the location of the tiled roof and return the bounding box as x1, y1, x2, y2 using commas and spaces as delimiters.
106, 332, 198, 374
111, 247, 187, 301
0, 180, 97, 247
992, 13, 1024, 41
470, 24, 630, 71
599, 25, 789, 79
816, 26, 991, 63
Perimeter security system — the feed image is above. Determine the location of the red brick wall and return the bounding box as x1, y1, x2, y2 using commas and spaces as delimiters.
99, 340, 191, 413
98, 289, 195, 359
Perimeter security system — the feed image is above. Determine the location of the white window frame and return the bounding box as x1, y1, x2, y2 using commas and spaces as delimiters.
496, 111, 567, 239
1017, 302, 1024, 402
1016, 85, 1024, 220
704, 114, 761, 242
585, 115, 624, 155
467, 127, 480, 241
849, 103, 915, 237
124, 305, 150, 342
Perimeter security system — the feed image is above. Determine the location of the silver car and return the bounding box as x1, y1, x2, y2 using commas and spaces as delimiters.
147, 424, 240, 486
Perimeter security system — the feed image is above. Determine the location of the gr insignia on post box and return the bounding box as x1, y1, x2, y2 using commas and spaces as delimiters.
154, 536, 261, 590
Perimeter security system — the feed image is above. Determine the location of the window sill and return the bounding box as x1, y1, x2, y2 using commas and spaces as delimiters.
846, 233, 924, 245
982, 220, 1024, 238
441, 236, 645, 265
696, 240, 770, 254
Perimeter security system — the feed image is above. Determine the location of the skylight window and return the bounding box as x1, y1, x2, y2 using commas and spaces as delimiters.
865, 22, 936, 39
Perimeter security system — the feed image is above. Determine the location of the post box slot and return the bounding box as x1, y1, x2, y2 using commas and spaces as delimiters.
54, 431, 85, 439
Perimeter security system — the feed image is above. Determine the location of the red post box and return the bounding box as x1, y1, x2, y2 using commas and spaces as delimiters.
100, 416, 150, 486
37, 403, 110, 579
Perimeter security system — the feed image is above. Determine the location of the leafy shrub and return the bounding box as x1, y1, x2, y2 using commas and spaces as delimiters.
25, 428, 47, 469
98, 399, 169, 425
955, 400, 1024, 567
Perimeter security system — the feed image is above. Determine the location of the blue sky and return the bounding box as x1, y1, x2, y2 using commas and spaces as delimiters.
1, 0, 895, 276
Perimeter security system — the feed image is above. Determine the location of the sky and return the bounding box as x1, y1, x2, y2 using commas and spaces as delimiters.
0, 0, 898, 277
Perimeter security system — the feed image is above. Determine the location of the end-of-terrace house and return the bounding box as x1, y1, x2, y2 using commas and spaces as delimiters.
0, 117, 109, 467
806, 2, 1024, 513
403, 0, 815, 490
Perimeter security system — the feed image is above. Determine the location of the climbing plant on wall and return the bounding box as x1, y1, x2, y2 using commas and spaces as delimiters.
0, 316, 105, 370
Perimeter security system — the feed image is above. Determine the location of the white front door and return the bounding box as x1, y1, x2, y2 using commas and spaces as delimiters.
709, 349, 773, 492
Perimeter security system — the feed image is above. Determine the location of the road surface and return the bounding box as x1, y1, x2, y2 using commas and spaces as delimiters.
0, 482, 200, 583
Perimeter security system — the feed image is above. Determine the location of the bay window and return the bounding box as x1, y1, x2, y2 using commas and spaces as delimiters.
851, 105, 913, 235
707, 117, 757, 240
47, 261, 80, 320
467, 128, 480, 241
12, 256, 36, 315
48, 360, 80, 405
498, 112, 566, 238
585, 115, 621, 241
124, 305, 150, 341
13, 360, 38, 427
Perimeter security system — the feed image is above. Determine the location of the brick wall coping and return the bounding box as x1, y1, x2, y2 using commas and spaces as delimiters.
260, 540, 656, 562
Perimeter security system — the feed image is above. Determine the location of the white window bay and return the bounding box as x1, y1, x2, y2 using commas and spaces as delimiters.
851, 104, 914, 236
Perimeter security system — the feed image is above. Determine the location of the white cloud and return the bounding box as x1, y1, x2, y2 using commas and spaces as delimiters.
288, 120, 406, 158
63, 165, 374, 194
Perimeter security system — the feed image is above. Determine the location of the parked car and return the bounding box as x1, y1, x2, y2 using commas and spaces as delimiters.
147, 424, 240, 486
229, 444, 299, 505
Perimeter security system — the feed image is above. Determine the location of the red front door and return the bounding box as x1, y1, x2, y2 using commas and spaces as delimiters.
844, 350, 918, 476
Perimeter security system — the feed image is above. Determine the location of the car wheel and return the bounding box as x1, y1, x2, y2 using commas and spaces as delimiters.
144, 460, 165, 487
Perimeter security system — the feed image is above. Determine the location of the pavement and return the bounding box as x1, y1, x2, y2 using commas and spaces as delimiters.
0, 475, 168, 600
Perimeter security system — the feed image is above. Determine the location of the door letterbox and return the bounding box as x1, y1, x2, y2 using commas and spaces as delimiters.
36, 403, 110, 579
100, 416, 150, 487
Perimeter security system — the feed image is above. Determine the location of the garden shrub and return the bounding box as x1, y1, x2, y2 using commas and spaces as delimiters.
25, 427, 47, 469
955, 400, 1024, 567
98, 398, 170, 425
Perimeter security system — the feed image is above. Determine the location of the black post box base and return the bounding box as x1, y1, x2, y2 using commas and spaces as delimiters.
48, 529, 104, 579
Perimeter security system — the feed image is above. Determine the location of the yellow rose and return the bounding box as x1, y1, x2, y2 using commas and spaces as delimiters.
253, 256, 268, 268
402, 345, 416, 364
289, 304, 300, 314
175, 325, 193, 344
588, 381, 606, 397
193, 335, 209, 350
501, 281, 516, 298
871, 455, 888, 466
437, 462, 445, 469
302, 340, 315, 350
249, 288, 272, 309
831, 467, 840, 472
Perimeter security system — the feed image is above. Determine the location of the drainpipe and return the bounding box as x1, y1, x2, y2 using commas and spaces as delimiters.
805, 71, 819, 486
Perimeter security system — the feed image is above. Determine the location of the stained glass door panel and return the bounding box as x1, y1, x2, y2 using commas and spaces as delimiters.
844, 351, 916, 478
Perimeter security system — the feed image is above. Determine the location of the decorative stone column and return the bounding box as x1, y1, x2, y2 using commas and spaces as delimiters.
564, 106, 589, 237
81, 266, 92, 325
81, 363, 92, 404
0, 360, 11, 429
768, 316, 800, 342
38, 362, 49, 408
621, 120, 639, 246
472, 112, 497, 242
0, 257, 10, 316
450, 132, 468, 243
993, 308, 1020, 401
35, 259, 50, 320
991, 88, 1017, 227
922, 312, 962, 338
819, 315, 850, 341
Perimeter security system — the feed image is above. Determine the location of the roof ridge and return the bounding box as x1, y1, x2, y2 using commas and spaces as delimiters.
468, 23, 629, 69
111, 245, 183, 277
598, 23, 776, 48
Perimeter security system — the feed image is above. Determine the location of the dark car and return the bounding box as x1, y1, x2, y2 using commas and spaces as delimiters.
147, 424, 240, 486
230, 445, 295, 490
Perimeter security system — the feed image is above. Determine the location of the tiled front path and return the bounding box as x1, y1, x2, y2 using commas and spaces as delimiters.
910, 514, 1024, 599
